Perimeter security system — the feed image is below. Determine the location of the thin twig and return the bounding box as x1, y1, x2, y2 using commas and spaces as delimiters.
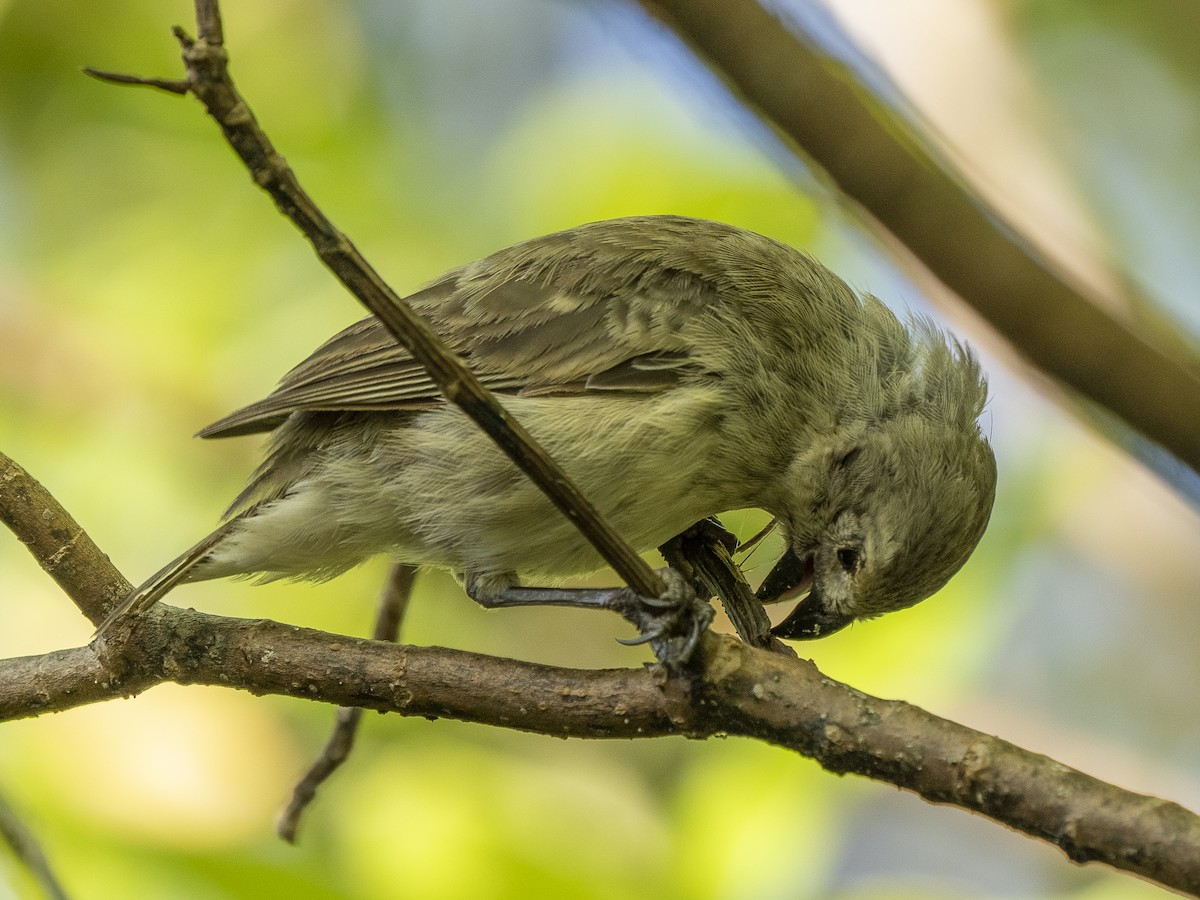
81, 68, 189, 94
0, 788, 70, 900
735, 517, 777, 556
89, 1, 659, 602
276, 564, 416, 843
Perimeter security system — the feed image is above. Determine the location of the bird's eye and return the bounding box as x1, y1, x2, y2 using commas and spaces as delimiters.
836, 547, 861, 573
834, 447, 862, 469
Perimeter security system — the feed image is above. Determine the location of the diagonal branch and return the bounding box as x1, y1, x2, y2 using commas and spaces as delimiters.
637, 0, 1200, 473
0, 788, 71, 900
85, 1, 662, 602
0, 452, 127, 626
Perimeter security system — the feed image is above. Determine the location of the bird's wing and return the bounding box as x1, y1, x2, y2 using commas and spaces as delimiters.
198, 216, 726, 439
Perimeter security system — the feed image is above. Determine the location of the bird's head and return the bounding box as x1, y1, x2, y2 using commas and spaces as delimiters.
761, 414, 996, 640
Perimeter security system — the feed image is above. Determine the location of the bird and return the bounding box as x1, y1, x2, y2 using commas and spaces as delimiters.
96, 215, 996, 644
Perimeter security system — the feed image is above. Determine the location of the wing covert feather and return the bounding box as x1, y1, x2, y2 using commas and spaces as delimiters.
199, 217, 727, 439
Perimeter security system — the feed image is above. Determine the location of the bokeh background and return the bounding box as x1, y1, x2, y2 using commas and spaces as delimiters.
2, 1, 1199, 897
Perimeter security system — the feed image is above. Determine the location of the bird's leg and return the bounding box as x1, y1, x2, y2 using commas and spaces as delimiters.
465, 568, 713, 670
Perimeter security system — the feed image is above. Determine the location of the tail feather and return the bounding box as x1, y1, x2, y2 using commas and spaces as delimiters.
93, 517, 242, 638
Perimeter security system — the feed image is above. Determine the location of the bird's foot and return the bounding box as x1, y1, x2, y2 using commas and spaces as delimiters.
611, 567, 713, 671
466, 567, 712, 671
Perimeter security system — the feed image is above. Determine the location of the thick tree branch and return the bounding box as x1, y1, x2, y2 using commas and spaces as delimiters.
0, 452, 126, 626
2, 452, 1199, 893
7, 616, 1200, 892
637, 0, 1200, 473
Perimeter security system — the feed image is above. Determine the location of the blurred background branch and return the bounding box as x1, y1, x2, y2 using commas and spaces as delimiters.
639, 0, 1200, 475
276, 562, 416, 844
0, 788, 69, 900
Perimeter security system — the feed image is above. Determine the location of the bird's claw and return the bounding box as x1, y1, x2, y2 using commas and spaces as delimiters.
616, 630, 659, 647
612, 567, 713, 670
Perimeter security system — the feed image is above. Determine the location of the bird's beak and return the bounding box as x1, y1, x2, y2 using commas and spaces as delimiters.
770, 589, 853, 640
756, 549, 814, 604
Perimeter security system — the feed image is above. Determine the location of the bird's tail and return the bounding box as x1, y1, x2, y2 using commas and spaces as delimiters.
93, 516, 242, 639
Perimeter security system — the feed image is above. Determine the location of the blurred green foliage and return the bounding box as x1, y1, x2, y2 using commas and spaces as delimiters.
0, 2, 1197, 898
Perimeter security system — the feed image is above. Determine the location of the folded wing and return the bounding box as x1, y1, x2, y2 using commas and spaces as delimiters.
198, 217, 724, 440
